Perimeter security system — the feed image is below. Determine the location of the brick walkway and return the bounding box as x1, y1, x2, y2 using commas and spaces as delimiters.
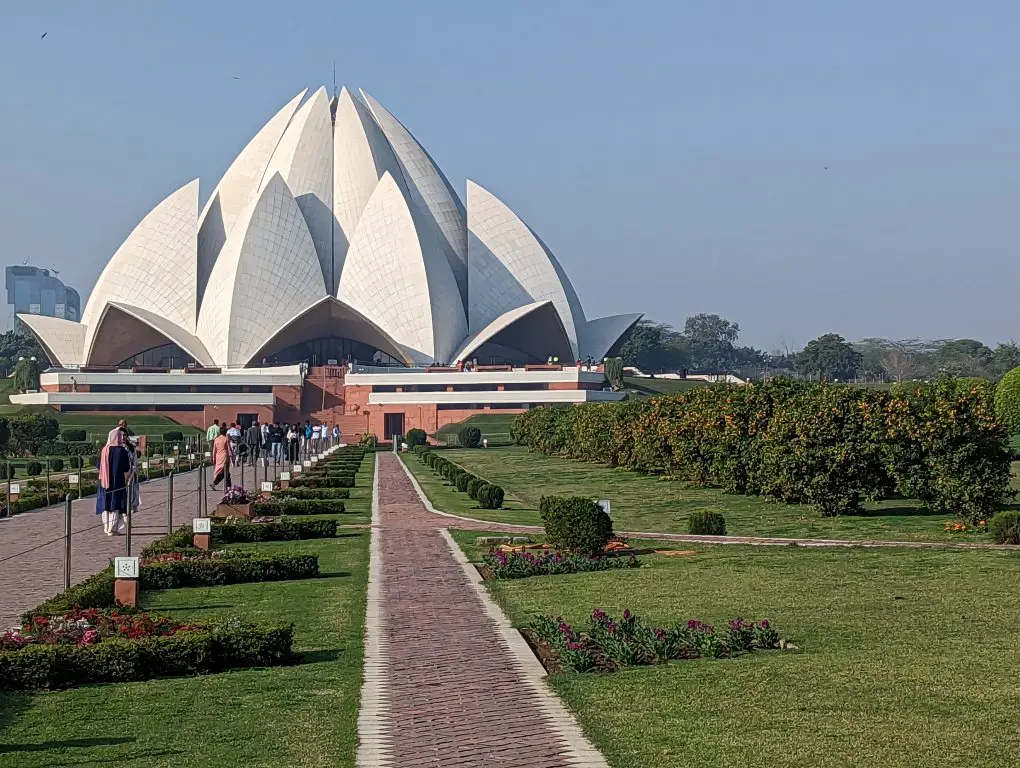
0, 462, 283, 627
359, 453, 606, 767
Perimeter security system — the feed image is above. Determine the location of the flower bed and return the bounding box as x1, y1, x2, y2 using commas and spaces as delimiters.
0, 609, 294, 690
253, 498, 347, 516
528, 609, 784, 673
482, 549, 639, 579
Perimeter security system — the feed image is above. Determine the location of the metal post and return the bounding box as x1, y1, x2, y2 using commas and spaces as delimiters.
64, 494, 72, 590
125, 495, 133, 557
200, 463, 207, 516
78, 461, 83, 500
5, 461, 10, 517
46, 465, 51, 506
167, 471, 174, 533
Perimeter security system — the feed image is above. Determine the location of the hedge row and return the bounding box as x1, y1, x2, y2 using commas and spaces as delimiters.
145, 520, 339, 550
140, 553, 319, 590
0, 619, 294, 690
272, 487, 351, 501
414, 447, 504, 509
253, 498, 347, 516
290, 475, 354, 489
511, 378, 1014, 520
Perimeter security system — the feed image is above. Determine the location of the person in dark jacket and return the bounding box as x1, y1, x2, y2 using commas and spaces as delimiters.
244, 421, 261, 467
96, 428, 132, 536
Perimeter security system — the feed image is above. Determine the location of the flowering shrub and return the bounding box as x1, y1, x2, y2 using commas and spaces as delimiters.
1, 608, 199, 651
483, 549, 639, 579
529, 608, 782, 672
220, 486, 251, 505
989, 510, 1020, 544
943, 519, 987, 534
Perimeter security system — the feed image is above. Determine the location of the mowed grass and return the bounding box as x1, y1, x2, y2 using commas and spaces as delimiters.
432, 446, 1016, 542
450, 530, 1020, 768
0, 453, 376, 767
433, 413, 517, 445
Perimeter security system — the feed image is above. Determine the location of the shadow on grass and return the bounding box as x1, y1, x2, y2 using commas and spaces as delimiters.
846, 505, 945, 518
333, 532, 366, 539
316, 571, 352, 579
155, 603, 235, 611
0, 736, 135, 754
297, 648, 345, 664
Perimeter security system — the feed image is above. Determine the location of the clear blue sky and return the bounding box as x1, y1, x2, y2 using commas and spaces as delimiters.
2, 1, 1018, 351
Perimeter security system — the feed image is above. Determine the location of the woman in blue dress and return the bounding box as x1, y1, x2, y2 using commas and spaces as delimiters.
96, 428, 132, 536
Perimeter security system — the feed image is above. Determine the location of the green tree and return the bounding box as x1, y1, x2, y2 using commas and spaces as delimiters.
990, 342, 1020, 380
932, 339, 993, 378
683, 313, 740, 370
795, 334, 863, 381
604, 357, 624, 391
12, 357, 40, 393
0, 329, 47, 374
617, 320, 687, 372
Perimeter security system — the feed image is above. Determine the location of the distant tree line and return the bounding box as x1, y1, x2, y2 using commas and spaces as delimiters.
617, 317, 1020, 383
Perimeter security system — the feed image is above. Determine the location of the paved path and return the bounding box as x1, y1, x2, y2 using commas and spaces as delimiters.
359, 453, 607, 767
0, 462, 283, 627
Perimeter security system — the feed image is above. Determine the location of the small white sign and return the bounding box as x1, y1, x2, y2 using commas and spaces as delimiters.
303, 460, 311, 468
9, 483, 20, 495
188, 453, 196, 460
310, 457, 318, 464
597, 499, 612, 516
68, 474, 80, 485
192, 517, 212, 534
292, 464, 302, 474
261, 481, 273, 492
280, 471, 291, 481
167, 458, 176, 466
141, 461, 149, 469
114, 556, 139, 579
204, 451, 211, 458
174, 445, 180, 452
318, 453, 325, 460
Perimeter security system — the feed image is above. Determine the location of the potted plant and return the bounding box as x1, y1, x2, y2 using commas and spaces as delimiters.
216, 486, 254, 520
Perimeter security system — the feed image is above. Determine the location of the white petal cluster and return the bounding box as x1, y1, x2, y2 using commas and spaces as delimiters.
24, 87, 640, 369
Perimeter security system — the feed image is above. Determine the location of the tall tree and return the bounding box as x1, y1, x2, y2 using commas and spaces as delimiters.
931, 339, 993, 378
795, 334, 863, 381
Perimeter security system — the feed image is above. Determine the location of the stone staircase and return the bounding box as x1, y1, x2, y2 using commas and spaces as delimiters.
302, 365, 369, 438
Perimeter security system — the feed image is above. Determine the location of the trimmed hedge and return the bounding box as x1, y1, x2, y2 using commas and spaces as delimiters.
253, 498, 347, 516
467, 477, 484, 500
406, 428, 427, 448
0, 619, 294, 690
458, 425, 482, 448
162, 430, 185, 442
272, 487, 351, 501
25, 461, 42, 476
995, 367, 1020, 435
455, 472, 474, 492
477, 483, 505, 510
688, 510, 727, 536
23, 569, 116, 622
290, 475, 354, 489
513, 377, 1013, 521
36, 441, 96, 457
0, 464, 14, 480
217, 519, 337, 543
48, 458, 64, 472
61, 428, 87, 442
540, 496, 613, 556
140, 553, 319, 590
990, 510, 1020, 545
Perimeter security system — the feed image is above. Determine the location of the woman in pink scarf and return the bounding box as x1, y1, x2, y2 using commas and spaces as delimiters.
210, 424, 233, 490
96, 428, 132, 535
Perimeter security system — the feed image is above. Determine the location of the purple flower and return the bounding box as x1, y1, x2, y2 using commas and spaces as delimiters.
760, 619, 770, 629
728, 618, 745, 631
623, 609, 632, 620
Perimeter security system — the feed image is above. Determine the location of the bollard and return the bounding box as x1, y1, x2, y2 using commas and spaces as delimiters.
64, 493, 72, 590
46, 466, 51, 506
241, 460, 245, 490
4, 461, 10, 518
167, 471, 174, 533
201, 463, 208, 517
78, 464, 83, 500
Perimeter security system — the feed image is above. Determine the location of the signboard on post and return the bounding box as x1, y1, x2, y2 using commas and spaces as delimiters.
597, 499, 612, 516
114, 557, 139, 579
141, 461, 149, 470
68, 474, 80, 485
204, 451, 211, 458
280, 471, 291, 481
261, 481, 273, 493
192, 517, 212, 534
9, 483, 20, 496
303, 460, 312, 468
167, 458, 176, 466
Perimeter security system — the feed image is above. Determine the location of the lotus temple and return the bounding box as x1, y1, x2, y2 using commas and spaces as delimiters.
12, 86, 639, 438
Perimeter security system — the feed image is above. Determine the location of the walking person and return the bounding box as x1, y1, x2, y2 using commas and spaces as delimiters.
127, 438, 141, 515
271, 422, 284, 463
96, 428, 132, 536
210, 425, 232, 490
287, 423, 299, 461
205, 419, 220, 450
245, 420, 261, 467
227, 422, 242, 466
332, 423, 340, 446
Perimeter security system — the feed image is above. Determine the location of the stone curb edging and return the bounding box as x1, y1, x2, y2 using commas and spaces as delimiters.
356, 457, 392, 768
396, 454, 1019, 552
439, 528, 610, 767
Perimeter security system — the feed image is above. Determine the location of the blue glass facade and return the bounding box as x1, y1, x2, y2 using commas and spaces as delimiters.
5, 265, 80, 328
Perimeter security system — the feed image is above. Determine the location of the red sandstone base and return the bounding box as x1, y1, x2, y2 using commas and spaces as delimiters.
193, 532, 212, 550
216, 502, 254, 520
280, 479, 289, 489
114, 578, 139, 608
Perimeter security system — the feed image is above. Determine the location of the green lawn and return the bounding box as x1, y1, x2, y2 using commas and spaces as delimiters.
0, 453, 376, 766
433, 413, 517, 445
623, 376, 711, 396
411, 447, 1013, 542
451, 530, 1020, 768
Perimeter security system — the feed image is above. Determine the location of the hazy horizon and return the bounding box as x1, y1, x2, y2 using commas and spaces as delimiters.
2, 1, 1018, 351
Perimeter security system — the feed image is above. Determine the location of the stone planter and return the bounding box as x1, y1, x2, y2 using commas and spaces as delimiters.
216, 502, 254, 520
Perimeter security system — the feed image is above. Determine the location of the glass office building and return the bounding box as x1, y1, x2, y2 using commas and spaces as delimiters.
5, 266, 80, 330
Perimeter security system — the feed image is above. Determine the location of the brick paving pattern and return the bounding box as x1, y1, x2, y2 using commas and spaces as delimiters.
0, 462, 283, 627
367, 453, 605, 767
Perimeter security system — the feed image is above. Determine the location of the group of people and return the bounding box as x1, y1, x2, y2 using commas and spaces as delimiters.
205, 419, 342, 490
95, 419, 141, 536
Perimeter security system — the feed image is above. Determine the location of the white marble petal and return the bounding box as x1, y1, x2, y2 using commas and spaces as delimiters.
581, 313, 643, 361
332, 87, 404, 285
359, 90, 468, 302
16, 314, 86, 367
259, 87, 336, 291
452, 300, 572, 363
81, 179, 200, 361
197, 172, 328, 367
197, 90, 306, 308
466, 180, 586, 359
338, 172, 467, 364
